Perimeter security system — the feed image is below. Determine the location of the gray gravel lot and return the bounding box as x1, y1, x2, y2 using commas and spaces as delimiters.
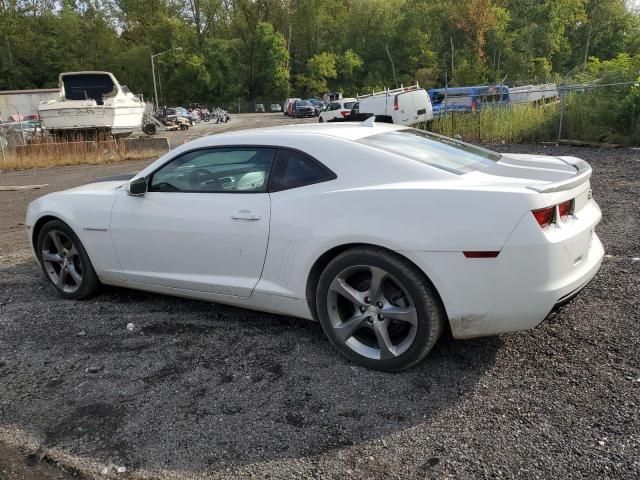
0, 116, 639, 479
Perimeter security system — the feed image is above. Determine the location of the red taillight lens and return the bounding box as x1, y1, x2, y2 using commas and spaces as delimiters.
532, 198, 575, 229
394, 95, 399, 110
558, 199, 573, 219
532, 206, 555, 229
340, 110, 350, 117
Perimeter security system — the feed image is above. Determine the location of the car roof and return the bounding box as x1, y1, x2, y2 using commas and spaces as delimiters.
135, 122, 411, 179
192, 122, 408, 144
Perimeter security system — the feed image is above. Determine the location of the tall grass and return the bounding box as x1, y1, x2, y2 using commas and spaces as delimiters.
0, 137, 167, 171
430, 103, 560, 144
561, 91, 640, 145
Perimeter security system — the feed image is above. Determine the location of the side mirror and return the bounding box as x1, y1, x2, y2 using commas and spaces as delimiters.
127, 177, 147, 196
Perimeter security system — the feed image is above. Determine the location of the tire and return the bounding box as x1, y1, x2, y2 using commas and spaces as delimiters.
142, 123, 157, 135
315, 247, 444, 372
36, 219, 100, 300
319, 117, 324, 123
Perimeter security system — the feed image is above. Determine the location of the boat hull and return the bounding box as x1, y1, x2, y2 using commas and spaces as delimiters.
39, 101, 145, 136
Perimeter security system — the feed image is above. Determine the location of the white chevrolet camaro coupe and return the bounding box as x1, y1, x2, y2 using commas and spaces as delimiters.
26, 122, 604, 371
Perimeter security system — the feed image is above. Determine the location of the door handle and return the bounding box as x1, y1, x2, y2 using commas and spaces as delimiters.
231, 210, 261, 221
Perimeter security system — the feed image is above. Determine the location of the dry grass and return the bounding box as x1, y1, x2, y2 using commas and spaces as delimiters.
0, 137, 168, 171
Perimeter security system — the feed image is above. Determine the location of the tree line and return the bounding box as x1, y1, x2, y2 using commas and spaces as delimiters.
1, 0, 639, 106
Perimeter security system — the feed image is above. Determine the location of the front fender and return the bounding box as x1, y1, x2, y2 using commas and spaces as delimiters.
26, 191, 121, 277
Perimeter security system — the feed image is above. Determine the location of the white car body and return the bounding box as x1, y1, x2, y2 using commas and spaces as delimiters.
27, 123, 603, 342
319, 98, 357, 122
358, 87, 433, 125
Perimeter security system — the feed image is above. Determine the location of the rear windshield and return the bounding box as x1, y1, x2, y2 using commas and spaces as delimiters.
358, 128, 500, 174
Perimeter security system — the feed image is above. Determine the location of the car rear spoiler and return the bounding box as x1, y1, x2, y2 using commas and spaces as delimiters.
527, 156, 592, 193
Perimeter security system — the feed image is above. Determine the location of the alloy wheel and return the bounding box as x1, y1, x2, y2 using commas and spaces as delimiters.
326, 265, 418, 360
41, 230, 83, 293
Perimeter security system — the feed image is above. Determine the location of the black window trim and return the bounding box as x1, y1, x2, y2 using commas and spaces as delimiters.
268, 147, 337, 193
144, 144, 337, 194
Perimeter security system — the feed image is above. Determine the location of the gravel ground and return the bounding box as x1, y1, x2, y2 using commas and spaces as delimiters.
0, 117, 639, 479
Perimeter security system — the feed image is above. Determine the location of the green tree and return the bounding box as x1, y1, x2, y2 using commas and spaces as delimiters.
296, 51, 337, 96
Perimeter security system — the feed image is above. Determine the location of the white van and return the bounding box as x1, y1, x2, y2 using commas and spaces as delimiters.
357, 84, 433, 125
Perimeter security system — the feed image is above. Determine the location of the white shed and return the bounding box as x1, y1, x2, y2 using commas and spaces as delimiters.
0, 89, 59, 121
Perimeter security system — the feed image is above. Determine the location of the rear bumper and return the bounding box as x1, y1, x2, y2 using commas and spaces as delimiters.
403, 200, 604, 339
544, 267, 597, 321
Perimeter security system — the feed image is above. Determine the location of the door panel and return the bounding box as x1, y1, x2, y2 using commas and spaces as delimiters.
110, 191, 270, 297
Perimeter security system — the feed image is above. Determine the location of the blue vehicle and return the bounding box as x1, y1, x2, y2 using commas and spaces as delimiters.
428, 85, 510, 116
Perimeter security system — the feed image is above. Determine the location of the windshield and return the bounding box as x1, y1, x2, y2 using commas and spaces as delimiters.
297, 101, 312, 106
358, 128, 501, 175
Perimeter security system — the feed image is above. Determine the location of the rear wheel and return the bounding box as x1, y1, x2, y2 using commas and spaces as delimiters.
316, 248, 444, 371
36, 220, 100, 300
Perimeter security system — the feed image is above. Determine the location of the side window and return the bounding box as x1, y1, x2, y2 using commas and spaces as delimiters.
328, 102, 338, 111
269, 149, 336, 192
149, 147, 276, 193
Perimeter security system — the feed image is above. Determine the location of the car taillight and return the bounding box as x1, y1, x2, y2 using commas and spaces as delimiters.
340, 110, 350, 117
393, 95, 399, 110
532, 206, 555, 229
531, 198, 574, 229
558, 199, 574, 219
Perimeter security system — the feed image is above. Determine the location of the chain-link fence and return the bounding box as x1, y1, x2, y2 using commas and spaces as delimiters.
0, 103, 46, 163
430, 75, 640, 145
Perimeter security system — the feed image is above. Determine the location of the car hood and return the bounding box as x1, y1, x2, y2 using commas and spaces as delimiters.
61, 180, 126, 194
466, 153, 591, 191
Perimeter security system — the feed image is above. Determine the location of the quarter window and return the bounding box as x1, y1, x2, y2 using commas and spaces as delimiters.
149, 147, 276, 193
269, 149, 336, 192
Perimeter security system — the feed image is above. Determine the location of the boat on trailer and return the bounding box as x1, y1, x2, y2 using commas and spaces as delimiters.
38, 71, 145, 138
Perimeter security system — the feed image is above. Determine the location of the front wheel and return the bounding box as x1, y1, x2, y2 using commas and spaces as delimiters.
316, 248, 444, 371
319, 117, 324, 123
36, 220, 100, 300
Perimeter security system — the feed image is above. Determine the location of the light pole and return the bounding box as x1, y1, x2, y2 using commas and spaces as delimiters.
151, 47, 182, 110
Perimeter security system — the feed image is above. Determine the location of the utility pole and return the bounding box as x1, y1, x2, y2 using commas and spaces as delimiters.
151, 47, 182, 110
584, 23, 593, 69
450, 36, 454, 77
385, 43, 398, 88
151, 53, 158, 110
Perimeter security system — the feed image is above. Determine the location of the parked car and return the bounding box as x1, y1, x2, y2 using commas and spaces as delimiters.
270, 104, 282, 112
308, 99, 325, 116
26, 122, 604, 371
0, 120, 43, 145
318, 98, 357, 122
163, 108, 191, 128
255, 104, 266, 113
178, 107, 197, 124
428, 85, 510, 117
160, 109, 190, 130
357, 85, 433, 125
292, 100, 315, 118
168, 107, 195, 125
284, 98, 301, 116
